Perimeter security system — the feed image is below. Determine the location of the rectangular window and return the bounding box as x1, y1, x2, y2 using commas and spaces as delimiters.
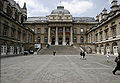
80, 28, 84, 33
37, 28, 41, 33
1, 45, 7, 55
73, 28, 77, 34
112, 28, 117, 38
100, 32, 103, 41
11, 28, 16, 38
73, 36, 77, 42
44, 37, 48, 43
105, 30, 108, 40
3, 25, 8, 36
96, 33, 98, 42
10, 46, 14, 54
44, 28, 48, 34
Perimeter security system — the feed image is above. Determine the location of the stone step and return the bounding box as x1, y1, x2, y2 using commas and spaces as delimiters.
38, 46, 81, 55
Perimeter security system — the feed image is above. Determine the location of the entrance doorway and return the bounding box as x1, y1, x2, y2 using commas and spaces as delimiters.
51, 37, 55, 45
59, 37, 62, 45
66, 38, 69, 45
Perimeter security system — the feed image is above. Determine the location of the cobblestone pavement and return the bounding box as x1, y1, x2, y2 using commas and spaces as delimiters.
1, 54, 120, 83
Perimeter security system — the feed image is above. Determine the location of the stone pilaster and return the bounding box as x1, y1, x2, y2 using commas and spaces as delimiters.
48, 27, 51, 45
63, 27, 66, 45
70, 27, 73, 45
55, 27, 58, 45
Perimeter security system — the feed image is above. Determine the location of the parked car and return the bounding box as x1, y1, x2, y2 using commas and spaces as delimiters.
29, 50, 34, 54
24, 51, 29, 55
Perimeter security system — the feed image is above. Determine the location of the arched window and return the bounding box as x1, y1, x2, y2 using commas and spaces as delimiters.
37, 36, 41, 43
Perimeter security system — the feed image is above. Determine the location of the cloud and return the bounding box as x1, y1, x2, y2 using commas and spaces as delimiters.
14, 0, 50, 16
60, 0, 94, 16
108, 0, 112, 4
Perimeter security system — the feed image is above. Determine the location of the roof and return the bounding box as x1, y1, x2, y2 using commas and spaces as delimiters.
73, 17, 96, 22
7, 0, 21, 12
51, 6, 70, 14
24, 17, 48, 23
24, 16, 96, 23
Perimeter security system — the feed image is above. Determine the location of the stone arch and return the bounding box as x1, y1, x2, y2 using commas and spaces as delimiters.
112, 42, 118, 56
96, 45, 99, 54
105, 43, 110, 54
100, 44, 104, 55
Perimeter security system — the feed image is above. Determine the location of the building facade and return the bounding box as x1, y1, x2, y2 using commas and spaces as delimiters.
24, 6, 97, 48
0, 0, 35, 56
24, 0, 120, 56
87, 0, 120, 55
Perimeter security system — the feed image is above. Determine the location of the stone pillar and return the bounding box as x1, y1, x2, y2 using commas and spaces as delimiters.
70, 27, 73, 45
48, 27, 51, 45
55, 27, 58, 45
63, 27, 66, 45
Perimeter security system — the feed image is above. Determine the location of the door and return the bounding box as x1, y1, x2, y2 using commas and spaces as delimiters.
51, 37, 55, 45
113, 46, 118, 56
59, 37, 62, 45
1, 45, 7, 55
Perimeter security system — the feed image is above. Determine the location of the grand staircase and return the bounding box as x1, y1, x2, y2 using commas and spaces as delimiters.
38, 46, 80, 55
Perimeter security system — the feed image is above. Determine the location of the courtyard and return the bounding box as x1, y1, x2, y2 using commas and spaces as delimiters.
1, 54, 120, 83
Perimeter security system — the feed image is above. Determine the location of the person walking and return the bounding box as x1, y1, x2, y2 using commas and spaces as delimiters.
112, 49, 120, 75
82, 51, 86, 60
80, 51, 83, 59
53, 51, 56, 56
106, 52, 110, 63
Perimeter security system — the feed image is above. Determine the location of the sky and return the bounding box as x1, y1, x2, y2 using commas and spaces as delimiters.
14, 0, 120, 17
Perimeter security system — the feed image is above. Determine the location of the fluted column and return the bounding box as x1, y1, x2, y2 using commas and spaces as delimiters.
55, 27, 58, 45
63, 27, 66, 45
48, 27, 51, 45
70, 27, 73, 45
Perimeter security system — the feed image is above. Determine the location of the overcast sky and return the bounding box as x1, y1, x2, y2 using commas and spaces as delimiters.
14, 0, 120, 17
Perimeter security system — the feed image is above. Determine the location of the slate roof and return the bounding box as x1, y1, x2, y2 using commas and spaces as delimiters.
25, 17, 48, 23
73, 17, 96, 22
25, 17, 96, 23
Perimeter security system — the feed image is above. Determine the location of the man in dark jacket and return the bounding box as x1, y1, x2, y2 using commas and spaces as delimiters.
80, 51, 83, 59
82, 51, 86, 60
113, 49, 120, 75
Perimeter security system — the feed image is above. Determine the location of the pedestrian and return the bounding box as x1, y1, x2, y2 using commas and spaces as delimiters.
53, 51, 56, 56
112, 49, 120, 75
106, 52, 110, 63
82, 51, 86, 60
80, 51, 83, 59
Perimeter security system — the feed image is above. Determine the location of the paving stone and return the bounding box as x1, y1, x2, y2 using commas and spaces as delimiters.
1, 54, 120, 83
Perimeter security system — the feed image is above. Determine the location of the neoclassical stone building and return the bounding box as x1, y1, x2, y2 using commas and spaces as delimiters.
24, 6, 96, 47
0, 0, 35, 56
87, 0, 120, 55
24, 0, 120, 56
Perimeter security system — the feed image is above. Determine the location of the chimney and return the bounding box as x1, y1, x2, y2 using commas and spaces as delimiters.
23, 2, 27, 9
111, 0, 119, 11
102, 8, 108, 19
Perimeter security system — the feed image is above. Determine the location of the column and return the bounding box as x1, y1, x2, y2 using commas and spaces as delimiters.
55, 27, 58, 45
63, 27, 66, 45
70, 27, 73, 45
48, 27, 51, 45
